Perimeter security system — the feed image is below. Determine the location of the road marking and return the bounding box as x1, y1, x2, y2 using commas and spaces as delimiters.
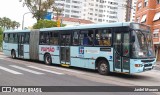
45, 66, 84, 74
28, 66, 64, 75
0, 66, 22, 74
10, 65, 44, 75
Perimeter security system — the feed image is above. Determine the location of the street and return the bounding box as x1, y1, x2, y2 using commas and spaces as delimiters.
0, 54, 159, 95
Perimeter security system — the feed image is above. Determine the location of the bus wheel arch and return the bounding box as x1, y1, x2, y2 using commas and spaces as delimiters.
95, 57, 110, 75
44, 53, 52, 65
11, 49, 16, 59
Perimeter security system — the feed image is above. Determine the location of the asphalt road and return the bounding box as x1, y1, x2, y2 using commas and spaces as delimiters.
0, 55, 159, 95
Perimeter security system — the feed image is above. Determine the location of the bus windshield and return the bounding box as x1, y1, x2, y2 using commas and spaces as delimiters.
132, 30, 155, 58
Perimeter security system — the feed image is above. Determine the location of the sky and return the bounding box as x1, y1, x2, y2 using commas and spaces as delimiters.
0, 0, 37, 29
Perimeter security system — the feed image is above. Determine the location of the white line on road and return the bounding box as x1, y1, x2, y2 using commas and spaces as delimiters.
28, 66, 64, 75
45, 66, 84, 74
10, 65, 44, 75
0, 66, 22, 74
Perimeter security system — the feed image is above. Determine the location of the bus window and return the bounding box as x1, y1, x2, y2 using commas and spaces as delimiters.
24, 33, 30, 44
8, 33, 14, 43
50, 32, 59, 45
95, 29, 112, 46
4, 33, 8, 43
79, 30, 93, 46
40, 32, 50, 45
123, 33, 130, 56
14, 33, 18, 43
72, 31, 79, 45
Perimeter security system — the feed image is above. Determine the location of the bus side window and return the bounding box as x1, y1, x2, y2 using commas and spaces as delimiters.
79, 30, 93, 46
4, 33, 8, 43
50, 32, 59, 45
14, 33, 18, 44
95, 29, 112, 46
24, 33, 30, 44
72, 31, 79, 45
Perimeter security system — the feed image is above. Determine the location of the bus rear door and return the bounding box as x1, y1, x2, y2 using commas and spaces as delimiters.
114, 29, 130, 73
60, 31, 71, 65
18, 33, 24, 58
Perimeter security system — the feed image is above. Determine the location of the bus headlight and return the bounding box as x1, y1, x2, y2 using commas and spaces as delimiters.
135, 64, 142, 67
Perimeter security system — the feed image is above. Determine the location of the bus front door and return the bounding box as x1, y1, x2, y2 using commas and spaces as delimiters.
114, 31, 130, 73
18, 33, 24, 58
60, 33, 71, 65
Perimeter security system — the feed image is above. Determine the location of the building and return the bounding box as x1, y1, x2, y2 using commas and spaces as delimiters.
135, 0, 160, 60
53, 17, 94, 26
126, 0, 137, 22
54, 0, 136, 23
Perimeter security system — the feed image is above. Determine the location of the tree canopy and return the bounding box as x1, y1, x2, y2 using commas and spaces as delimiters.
0, 17, 20, 30
20, 0, 56, 21
33, 19, 65, 29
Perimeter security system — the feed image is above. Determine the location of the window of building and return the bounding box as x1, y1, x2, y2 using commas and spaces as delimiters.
136, 17, 140, 23
138, 2, 142, 10
144, 0, 148, 7
95, 29, 112, 46
79, 30, 93, 46
157, 0, 160, 4
141, 15, 147, 23
153, 12, 160, 21
153, 29, 159, 38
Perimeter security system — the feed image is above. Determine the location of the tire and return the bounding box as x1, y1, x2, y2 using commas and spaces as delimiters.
11, 50, 16, 59
97, 60, 110, 75
44, 54, 52, 65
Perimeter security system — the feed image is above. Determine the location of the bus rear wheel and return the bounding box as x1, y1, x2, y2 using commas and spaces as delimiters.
44, 54, 52, 65
97, 60, 110, 75
11, 50, 16, 59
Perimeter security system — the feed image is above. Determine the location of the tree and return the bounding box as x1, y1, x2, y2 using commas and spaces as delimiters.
20, 0, 55, 21
33, 19, 65, 29
0, 27, 3, 48
0, 17, 20, 30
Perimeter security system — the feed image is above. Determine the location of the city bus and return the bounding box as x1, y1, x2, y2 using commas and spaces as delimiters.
3, 22, 156, 75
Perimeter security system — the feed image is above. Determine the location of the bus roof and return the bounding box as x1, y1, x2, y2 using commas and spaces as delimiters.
40, 22, 131, 31
4, 22, 133, 33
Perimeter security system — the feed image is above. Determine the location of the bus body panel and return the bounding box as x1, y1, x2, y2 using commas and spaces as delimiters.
39, 45, 60, 64
130, 59, 156, 73
24, 44, 30, 59
70, 46, 114, 70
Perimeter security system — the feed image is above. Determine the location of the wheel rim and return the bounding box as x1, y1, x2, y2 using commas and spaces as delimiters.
100, 62, 107, 72
46, 56, 51, 64
12, 52, 15, 58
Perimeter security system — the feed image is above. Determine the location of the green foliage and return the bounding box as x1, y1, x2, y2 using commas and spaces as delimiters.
20, 0, 56, 21
33, 20, 65, 29
0, 27, 3, 48
0, 17, 20, 30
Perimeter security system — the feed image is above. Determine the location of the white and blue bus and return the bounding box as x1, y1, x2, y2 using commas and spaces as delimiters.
3, 22, 156, 75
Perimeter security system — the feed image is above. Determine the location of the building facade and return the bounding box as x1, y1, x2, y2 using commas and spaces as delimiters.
135, 0, 160, 60
55, 0, 137, 23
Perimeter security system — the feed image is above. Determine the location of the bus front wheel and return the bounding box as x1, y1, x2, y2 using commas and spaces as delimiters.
97, 60, 110, 75
44, 54, 52, 65
11, 50, 16, 59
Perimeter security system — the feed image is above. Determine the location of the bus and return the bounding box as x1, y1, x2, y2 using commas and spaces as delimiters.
3, 22, 156, 75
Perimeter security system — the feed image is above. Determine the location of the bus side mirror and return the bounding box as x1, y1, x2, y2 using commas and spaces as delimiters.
132, 36, 135, 43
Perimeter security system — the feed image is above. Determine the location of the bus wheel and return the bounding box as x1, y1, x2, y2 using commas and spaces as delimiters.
97, 60, 109, 75
44, 54, 52, 65
11, 50, 16, 59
